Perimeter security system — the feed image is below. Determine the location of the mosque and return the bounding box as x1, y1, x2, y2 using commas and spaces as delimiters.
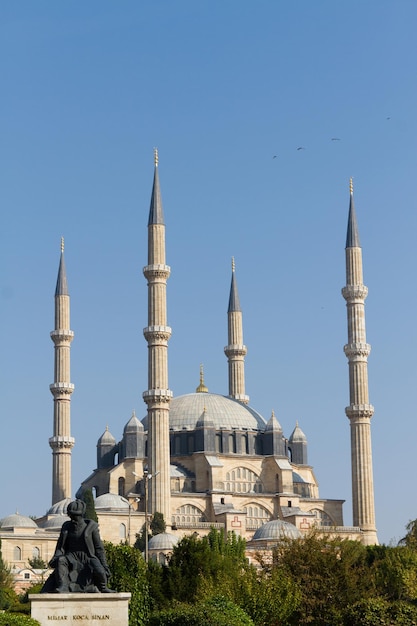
0, 153, 378, 575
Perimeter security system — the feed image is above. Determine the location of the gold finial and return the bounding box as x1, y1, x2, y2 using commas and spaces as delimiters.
154, 147, 159, 167
105, 424, 109, 431
349, 177, 353, 195
132, 409, 136, 417
61, 237, 64, 253
196, 363, 208, 393
231, 257, 235, 272
271, 409, 275, 418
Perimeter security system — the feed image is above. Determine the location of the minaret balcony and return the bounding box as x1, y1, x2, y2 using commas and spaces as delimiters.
343, 343, 371, 360
143, 389, 173, 405
341, 285, 368, 301
49, 435, 75, 450
345, 404, 375, 419
49, 382, 75, 396
50, 330, 74, 343
143, 264, 171, 281
224, 344, 247, 357
143, 325, 172, 343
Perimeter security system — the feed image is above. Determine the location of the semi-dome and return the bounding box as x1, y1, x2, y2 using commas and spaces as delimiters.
148, 532, 179, 551
143, 393, 266, 432
95, 493, 129, 510
252, 519, 302, 541
1, 513, 38, 529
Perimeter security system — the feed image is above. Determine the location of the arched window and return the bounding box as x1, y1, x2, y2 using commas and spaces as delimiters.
118, 476, 125, 496
172, 504, 206, 527
243, 504, 272, 529
310, 509, 334, 527
119, 523, 127, 540
32, 547, 40, 559
225, 467, 263, 494
175, 436, 181, 454
13, 546, 21, 560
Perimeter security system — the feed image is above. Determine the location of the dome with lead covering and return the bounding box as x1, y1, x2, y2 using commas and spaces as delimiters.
95, 493, 129, 510
143, 393, 266, 432
1, 513, 38, 529
252, 519, 302, 541
46, 498, 72, 516
148, 532, 179, 551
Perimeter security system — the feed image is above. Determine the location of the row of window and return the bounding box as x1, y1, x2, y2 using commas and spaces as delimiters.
13, 546, 40, 561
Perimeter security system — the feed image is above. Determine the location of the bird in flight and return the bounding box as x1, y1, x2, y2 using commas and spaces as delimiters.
272, 155, 277, 159
297, 146, 305, 151
331, 137, 341, 141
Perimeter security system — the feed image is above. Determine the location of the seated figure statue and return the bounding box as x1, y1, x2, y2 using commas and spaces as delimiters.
42, 499, 114, 593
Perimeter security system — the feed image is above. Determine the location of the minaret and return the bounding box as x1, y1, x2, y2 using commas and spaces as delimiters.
342, 179, 378, 545
224, 258, 249, 404
142, 148, 172, 524
49, 238, 75, 505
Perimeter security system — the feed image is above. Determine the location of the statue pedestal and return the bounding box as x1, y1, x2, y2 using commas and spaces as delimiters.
29, 593, 131, 626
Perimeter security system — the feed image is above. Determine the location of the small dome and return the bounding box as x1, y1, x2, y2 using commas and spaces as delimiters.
39, 515, 68, 530
124, 412, 143, 434
98, 426, 116, 446
289, 421, 307, 443
47, 498, 72, 516
148, 532, 179, 551
1, 513, 38, 529
252, 519, 301, 541
95, 493, 129, 510
142, 392, 266, 431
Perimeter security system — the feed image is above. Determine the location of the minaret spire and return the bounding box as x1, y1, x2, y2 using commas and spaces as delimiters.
224, 258, 249, 404
49, 238, 75, 504
341, 181, 378, 545
143, 149, 172, 523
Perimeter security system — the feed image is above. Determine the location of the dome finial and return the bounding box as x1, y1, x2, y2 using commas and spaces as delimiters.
196, 363, 208, 393
154, 147, 159, 167
349, 177, 353, 195
231, 256, 235, 272
61, 236, 64, 253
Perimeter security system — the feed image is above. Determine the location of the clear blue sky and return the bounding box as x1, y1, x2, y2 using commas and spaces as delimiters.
1, 1, 416, 546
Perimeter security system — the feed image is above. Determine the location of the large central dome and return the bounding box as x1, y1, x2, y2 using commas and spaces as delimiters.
167, 392, 266, 431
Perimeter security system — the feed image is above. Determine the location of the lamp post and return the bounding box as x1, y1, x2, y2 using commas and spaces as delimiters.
144, 469, 149, 564
120, 497, 132, 545
142, 469, 159, 564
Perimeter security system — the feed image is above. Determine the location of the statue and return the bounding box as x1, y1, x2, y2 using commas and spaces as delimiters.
41, 499, 114, 593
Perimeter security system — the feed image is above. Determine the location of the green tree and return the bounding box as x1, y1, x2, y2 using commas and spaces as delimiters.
399, 518, 417, 549
273, 532, 373, 626
162, 529, 250, 605
80, 488, 98, 522
134, 523, 150, 552
150, 512, 166, 536
27, 557, 48, 570
104, 541, 150, 626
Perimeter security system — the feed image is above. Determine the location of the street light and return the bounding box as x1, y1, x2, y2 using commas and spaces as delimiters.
120, 497, 132, 545
141, 469, 159, 564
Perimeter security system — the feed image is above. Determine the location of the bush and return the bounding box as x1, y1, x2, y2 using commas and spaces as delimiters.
149, 595, 254, 626
0, 615, 41, 626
